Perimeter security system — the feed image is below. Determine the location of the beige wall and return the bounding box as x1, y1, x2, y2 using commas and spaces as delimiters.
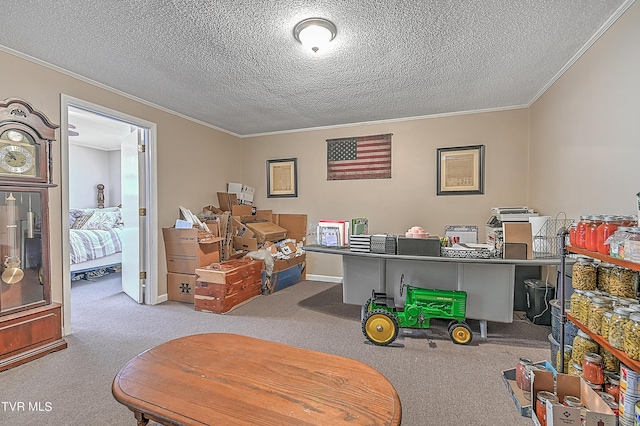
242, 109, 531, 277
529, 2, 640, 219
2, 0, 637, 299
0, 50, 241, 301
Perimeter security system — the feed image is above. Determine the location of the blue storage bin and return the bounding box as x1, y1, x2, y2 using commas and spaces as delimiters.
261, 262, 304, 294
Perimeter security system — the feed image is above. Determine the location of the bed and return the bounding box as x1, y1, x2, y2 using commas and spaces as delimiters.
69, 191, 123, 277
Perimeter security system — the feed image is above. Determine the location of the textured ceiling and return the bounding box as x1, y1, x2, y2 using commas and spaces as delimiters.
0, 1, 631, 137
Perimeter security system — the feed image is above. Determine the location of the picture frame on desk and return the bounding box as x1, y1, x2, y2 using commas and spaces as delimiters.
436, 145, 485, 195
266, 158, 298, 198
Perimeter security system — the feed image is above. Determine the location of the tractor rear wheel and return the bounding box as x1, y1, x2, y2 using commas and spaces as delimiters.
449, 322, 473, 345
362, 309, 399, 346
360, 298, 372, 322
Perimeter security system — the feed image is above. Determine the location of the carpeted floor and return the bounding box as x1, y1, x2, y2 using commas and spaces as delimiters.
0, 272, 552, 425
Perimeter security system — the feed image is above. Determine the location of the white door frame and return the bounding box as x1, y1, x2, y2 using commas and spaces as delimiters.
60, 94, 159, 336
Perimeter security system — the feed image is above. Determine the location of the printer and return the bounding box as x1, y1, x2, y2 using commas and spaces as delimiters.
486, 207, 538, 248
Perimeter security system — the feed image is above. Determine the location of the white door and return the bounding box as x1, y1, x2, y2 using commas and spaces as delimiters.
121, 129, 143, 302
62, 94, 159, 334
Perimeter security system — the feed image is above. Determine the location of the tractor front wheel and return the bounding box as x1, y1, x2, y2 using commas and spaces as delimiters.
362, 309, 399, 346
449, 322, 473, 345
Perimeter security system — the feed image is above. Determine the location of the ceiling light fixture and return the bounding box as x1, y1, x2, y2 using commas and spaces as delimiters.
293, 18, 337, 53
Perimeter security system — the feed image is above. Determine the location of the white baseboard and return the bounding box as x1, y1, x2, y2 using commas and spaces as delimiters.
156, 294, 168, 304
306, 274, 343, 283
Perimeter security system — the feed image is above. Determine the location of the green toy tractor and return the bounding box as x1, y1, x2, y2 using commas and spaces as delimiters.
361, 274, 473, 346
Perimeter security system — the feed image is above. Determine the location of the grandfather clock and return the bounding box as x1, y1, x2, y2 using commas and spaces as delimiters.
0, 98, 67, 371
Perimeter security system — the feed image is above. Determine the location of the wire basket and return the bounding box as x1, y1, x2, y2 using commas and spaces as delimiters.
533, 213, 574, 258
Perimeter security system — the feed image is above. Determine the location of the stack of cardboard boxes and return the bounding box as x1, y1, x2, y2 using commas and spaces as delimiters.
163, 222, 223, 303
164, 192, 307, 309
211, 192, 307, 295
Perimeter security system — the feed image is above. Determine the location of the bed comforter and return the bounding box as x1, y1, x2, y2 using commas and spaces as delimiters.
69, 227, 123, 264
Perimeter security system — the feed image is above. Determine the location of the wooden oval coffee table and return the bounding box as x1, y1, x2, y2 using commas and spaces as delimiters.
112, 333, 401, 425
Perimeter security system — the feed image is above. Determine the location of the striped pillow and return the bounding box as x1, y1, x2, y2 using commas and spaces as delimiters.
71, 211, 94, 229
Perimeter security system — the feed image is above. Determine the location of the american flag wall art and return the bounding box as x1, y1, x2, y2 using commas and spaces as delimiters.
326, 133, 392, 180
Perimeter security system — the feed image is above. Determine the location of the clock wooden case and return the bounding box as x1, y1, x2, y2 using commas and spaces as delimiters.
0, 98, 67, 371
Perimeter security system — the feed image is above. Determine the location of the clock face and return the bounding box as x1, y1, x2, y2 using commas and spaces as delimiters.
0, 143, 37, 176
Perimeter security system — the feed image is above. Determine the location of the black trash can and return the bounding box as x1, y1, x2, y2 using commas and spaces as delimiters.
524, 279, 556, 325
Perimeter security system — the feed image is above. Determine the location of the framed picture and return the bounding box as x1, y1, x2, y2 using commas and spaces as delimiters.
436, 145, 485, 195
266, 158, 298, 198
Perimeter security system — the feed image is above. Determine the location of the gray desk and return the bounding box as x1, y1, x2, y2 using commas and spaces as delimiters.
305, 245, 569, 338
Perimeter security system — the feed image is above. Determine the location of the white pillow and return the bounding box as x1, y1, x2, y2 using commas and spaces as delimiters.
81, 211, 119, 231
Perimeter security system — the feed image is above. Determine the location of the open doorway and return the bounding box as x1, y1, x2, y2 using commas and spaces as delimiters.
60, 95, 159, 336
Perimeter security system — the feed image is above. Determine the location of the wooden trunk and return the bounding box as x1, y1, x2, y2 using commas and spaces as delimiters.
0, 303, 67, 371
194, 259, 263, 314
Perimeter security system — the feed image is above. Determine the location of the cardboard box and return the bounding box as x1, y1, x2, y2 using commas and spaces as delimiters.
245, 221, 287, 243
167, 272, 195, 303
274, 214, 307, 245
203, 205, 224, 215
255, 210, 273, 222
231, 204, 253, 217
205, 213, 233, 261
263, 254, 306, 294
163, 228, 222, 274
217, 192, 238, 212
233, 236, 258, 251
503, 222, 534, 259
231, 217, 254, 237
501, 360, 555, 418
204, 220, 221, 238
531, 370, 615, 426
273, 252, 305, 272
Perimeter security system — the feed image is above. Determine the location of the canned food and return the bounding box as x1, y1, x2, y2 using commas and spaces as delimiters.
620, 364, 640, 395
570, 290, 587, 322
563, 395, 583, 407
604, 397, 618, 417
609, 307, 633, 350
573, 258, 597, 291
568, 361, 584, 378
618, 389, 639, 419
536, 391, 559, 426
583, 352, 604, 385
587, 297, 611, 335
572, 329, 599, 364
604, 373, 620, 402
623, 312, 640, 361
556, 345, 572, 374
609, 266, 638, 298
601, 310, 614, 339
516, 357, 533, 390
521, 364, 542, 393
601, 345, 621, 374
597, 263, 614, 292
